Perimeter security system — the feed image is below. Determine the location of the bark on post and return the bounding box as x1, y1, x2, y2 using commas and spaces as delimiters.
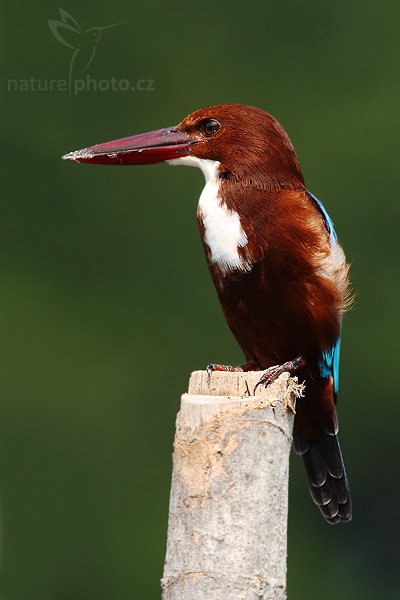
161, 370, 302, 600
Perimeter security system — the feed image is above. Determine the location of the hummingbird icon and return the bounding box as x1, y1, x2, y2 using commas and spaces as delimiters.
48, 8, 122, 94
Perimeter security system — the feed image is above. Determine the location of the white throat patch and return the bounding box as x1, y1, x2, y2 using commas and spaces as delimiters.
168, 156, 252, 275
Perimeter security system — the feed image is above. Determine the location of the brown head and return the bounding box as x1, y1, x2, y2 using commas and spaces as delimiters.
176, 104, 304, 190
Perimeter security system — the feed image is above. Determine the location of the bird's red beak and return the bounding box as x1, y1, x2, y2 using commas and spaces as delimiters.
62, 126, 197, 165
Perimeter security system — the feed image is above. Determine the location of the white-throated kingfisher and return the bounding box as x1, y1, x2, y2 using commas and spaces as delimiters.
63, 104, 352, 524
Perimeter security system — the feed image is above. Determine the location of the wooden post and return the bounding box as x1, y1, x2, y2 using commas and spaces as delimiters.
161, 370, 303, 600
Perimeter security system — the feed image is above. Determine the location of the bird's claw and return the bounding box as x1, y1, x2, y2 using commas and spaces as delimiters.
253, 356, 306, 394
253, 365, 281, 394
207, 360, 259, 377
207, 363, 236, 376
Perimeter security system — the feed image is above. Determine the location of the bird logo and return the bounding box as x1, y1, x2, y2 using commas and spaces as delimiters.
48, 8, 122, 94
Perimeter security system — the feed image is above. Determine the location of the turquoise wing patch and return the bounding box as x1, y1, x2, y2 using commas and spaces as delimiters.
318, 336, 341, 399
308, 191, 338, 245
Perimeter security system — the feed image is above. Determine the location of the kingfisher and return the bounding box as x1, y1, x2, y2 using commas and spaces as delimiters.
63, 104, 352, 524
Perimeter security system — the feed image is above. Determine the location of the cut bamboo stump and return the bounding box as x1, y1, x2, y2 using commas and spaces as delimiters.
161, 370, 302, 600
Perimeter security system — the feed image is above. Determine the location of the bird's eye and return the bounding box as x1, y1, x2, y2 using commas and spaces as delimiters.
202, 119, 220, 137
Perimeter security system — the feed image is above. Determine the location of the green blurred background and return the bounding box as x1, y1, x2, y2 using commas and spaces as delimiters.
1, 1, 399, 598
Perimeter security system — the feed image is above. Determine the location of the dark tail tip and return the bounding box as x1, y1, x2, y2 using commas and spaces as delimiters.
294, 428, 352, 524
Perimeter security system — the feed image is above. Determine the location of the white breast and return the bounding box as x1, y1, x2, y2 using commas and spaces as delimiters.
168, 156, 252, 275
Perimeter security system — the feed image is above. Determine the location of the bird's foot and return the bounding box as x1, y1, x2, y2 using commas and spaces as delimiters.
207, 360, 259, 376
254, 356, 306, 394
